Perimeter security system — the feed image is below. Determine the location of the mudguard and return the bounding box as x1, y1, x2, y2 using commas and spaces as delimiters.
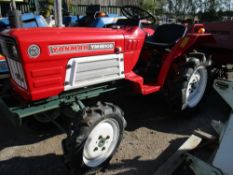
157, 33, 215, 87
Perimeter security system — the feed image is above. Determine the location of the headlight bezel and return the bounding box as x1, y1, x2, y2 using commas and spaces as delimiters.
11, 45, 18, 58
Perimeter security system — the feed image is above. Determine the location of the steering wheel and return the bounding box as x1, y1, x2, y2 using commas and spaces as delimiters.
121, 6, 156, 25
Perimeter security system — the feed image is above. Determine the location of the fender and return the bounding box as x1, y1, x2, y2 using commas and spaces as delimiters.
157, 33, 215, 87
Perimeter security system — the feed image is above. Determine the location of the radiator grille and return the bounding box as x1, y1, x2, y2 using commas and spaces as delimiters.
0, 37, 27, 89
7, 58, 27, 89
65, 54, 124, 91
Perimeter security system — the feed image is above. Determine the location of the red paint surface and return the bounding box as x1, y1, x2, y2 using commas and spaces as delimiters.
2, 25, 214, 101
4, 27, 144, 101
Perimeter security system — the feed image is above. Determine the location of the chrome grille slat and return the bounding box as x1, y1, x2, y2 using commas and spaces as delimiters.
76, 59, 119, 72
75, 67, 120, 82
64, 54, 125, 91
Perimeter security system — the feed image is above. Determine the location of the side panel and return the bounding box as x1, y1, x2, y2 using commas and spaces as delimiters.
123, 27, 146, 73
8, 28, 125, 101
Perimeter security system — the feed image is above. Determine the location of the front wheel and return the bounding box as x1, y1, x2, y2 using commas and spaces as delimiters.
164, 53, 209, 112
62, 102, 126, 175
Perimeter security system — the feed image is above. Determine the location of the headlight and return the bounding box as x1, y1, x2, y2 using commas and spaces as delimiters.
12, 45, 18, 58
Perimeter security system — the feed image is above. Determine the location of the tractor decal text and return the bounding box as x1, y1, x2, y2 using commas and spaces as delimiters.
48, 42, 115, 55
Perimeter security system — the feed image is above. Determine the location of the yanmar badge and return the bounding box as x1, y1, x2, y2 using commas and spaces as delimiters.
48, 42, 115, 55
28, 44, 40, 58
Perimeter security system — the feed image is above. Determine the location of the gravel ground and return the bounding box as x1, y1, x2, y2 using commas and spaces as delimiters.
0, 89, 230, 175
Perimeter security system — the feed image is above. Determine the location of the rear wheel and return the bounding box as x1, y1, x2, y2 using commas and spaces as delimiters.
185, 64, 207, 109
164, 53, 209, 112
62, 102, 126, 175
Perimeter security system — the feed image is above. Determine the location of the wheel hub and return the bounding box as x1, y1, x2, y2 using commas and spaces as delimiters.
82, 118, 120, 167
189, 74, 201, 93
97, 135, 109, 148
185, 66, 207, 108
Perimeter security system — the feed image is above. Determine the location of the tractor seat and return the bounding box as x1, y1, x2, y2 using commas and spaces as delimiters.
145, 24, 187, 49
105, 19, 140, 29
112, 19, 141, 28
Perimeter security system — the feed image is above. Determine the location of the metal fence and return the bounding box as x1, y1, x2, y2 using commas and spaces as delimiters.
0, 2, 34, 17
70, 5, 122, 15
18, 3, 33, 13
73, 0, 141, 6
1, 3, 134, 17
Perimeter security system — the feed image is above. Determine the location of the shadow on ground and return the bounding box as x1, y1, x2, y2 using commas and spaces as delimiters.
106, 137, 187, 175
0, 88, 230, 175
0, 117, 67, 151
0, 88, 230, 149
0, 154, 68, 175
104, 88, 230, 134
0, 137, 186, 175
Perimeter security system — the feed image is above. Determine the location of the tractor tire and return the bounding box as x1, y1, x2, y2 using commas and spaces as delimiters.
62, 102, 126, 175
164, 53, 209, 112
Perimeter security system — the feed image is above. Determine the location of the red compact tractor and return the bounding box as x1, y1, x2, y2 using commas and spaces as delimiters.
0, 6, 214, 175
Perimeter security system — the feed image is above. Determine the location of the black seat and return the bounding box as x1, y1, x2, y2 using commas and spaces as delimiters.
115, 19, 140, 27
146, 24, 187, 49
105, 19, 140, 29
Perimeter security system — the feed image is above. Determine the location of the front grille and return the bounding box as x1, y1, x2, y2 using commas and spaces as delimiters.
7, 58, 27, 89
0, 37, 19, 61
64, 54, 125, 91
0, 36, 27, 89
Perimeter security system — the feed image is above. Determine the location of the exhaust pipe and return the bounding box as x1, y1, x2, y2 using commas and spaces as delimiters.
8, 0, 22, 28
54, 0, 63, 27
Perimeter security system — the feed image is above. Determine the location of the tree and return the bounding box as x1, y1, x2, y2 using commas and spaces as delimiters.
142, 0, 156, 14
142, 0, 167, 15
155, 0, 167, 14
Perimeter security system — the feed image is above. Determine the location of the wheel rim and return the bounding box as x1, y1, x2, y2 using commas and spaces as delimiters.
185, 66, 207, 108
83, 118, 120, 167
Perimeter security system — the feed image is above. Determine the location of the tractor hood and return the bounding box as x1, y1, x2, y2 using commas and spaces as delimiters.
2, 26, 145, 73
0, 26, 146, 101
3, 27, 125, 62
6, 27, 125, 41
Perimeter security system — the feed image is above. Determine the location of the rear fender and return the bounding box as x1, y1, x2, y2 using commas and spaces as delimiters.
157, 33, 215, 87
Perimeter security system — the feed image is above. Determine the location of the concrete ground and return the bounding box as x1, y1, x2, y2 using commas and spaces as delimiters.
0, 89, 230, 175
